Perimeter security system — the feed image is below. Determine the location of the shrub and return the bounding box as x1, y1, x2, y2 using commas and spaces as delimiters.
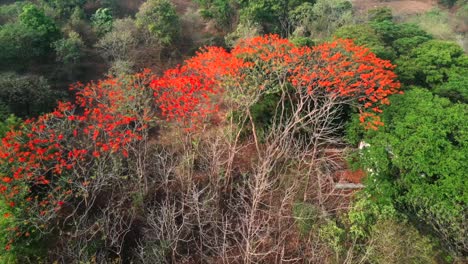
293, 202, 320, 236
135, 0, 180, 46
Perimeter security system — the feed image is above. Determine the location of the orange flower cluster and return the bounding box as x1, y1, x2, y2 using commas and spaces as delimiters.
150, 47, 249, 129
0, 71, 155, 248
231, 35, 401, 130
152, 35, 400, 130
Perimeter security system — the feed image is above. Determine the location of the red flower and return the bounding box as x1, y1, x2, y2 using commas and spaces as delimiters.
2, 177, 12, 183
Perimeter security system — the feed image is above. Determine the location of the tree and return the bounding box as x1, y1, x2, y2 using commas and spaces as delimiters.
95, 18, 138, 63
334, 24, 393, 59
0, 2, 25, 24
0, 35, 402, 262
135, 0, 180, 46
434, 73, 468, 103
0, 4, 60, 68
53, 31, 84, 65
19, 3, 59, 45
39, 0, 87, 19
0, 115, 21, 139
225, 20, 263, 47
370, 21, 431, 51
396, 40, 467, 87
237, 0, 315, 35
196, 0, 235, 30
91, 8, 113, 36
367, 7, 393, 23
0, 23, 37, 68
354, 88, 467, 256
289, 0, 353, 38
0, 71, 157, 259
0, 73, 63, 117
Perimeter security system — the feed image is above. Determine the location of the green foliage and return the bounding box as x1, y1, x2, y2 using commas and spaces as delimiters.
367, 219, 439, 264
319, 220, 345, 255
96, 18, 138, 62
434, 73, 468, 103
396, 40, 466, 87
370, 21, 431, 50
334, 24, 393, 59
238, 0, 315, 35
0, 73, 64, 117
19, 3, 59, 44
292, 202, 320, 236
314, 195, 440, 263
0, 3, 59, 67
249, 93, 281, 131
225, 20, 262, 47
367, 7, 393, 23
0, 2, 25, 24
0, 187, 45, 264
0, 199, 16, 264
39, 0, 87, 19
290, 36, 315, 47
136, 0, 180, 46
61, 6, 88, 37
356, 88, 467, 255
410, 8, 457, 41
53, 31, 85, 65
0, 23, 38, 68
0, 115, 21, 138
289, 0, 353, 38
196, 0, 235, 30
91, 8, 113, 36
347, 193, 397, 239
391, 35, 431, 56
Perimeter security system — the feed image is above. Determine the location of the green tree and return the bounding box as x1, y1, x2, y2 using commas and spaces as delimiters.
91, 8, 113, 36
0, 23, 38, 68
367, 7, 393, 23
366, 219, 439, 264
353, 88, 467, 256
0, 198, 16, 264
333, 24, 393, 59
0, 3, 61, 65
237, 0, 315, 36
0, 73, 64, 117
53, 31, 84, 65
19, 3, 59, 44
289, 0, 353, 38
196, 0, 235, 30
434, 73, 468, 103
370, 21, 430, 49
39, 0, 86, 19
96, 18, 138, 62
396, 40, 467, 87
225, 20, 262, 47
0, 2, 25, 24
135, 0, 180, 46
0, 115, 21, 139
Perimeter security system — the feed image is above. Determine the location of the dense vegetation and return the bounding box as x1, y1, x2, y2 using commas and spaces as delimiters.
0, 0, 466, 263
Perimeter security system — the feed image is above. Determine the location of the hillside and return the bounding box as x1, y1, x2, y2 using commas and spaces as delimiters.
0, 0, 466, 263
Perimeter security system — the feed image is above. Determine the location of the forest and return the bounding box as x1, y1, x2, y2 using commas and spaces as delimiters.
0, 0, 466, 263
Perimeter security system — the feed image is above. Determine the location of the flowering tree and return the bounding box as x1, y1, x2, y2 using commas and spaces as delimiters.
0, 35, 400, 261
0, 70, 155, 253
